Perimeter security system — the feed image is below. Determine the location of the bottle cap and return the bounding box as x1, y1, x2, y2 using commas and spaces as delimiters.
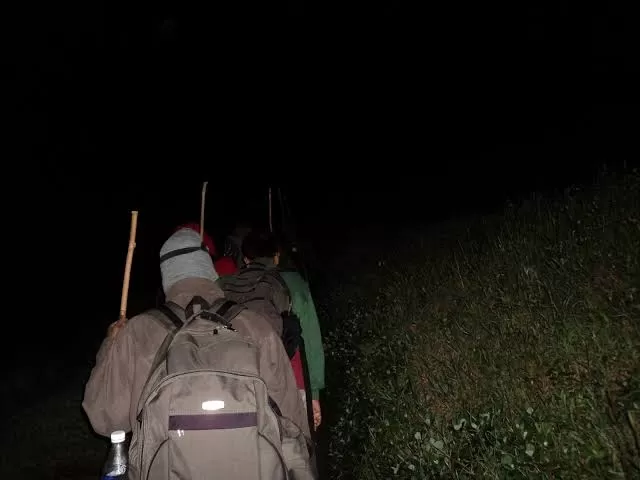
111, 430, 126, 443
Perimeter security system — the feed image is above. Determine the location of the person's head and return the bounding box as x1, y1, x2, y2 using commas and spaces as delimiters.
223, 222, 253, 269
275, 238, 303, 272
231, 221, 253, 239
159, 228, 219, 294
241, 229, 281, 266
175, 222, 217, 257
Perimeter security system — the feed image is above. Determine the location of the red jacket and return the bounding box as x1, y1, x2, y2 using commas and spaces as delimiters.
212, 256, 238, 276
290, 349, 306, 391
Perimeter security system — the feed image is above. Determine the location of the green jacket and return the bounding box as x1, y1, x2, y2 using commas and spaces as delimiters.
279, 270, 325, 400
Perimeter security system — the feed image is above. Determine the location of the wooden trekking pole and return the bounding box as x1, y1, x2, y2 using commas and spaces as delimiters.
200, 181, 208, 241
268, 186, 273, 233
119, 210, 138, 321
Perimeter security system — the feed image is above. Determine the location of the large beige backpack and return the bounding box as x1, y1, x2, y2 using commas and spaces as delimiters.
127, 297, 291, 480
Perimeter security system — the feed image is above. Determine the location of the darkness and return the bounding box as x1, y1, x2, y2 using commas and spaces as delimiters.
12, 0, 637, 338
6, 0, 639, 474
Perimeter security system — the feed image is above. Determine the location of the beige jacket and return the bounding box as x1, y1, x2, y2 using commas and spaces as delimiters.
82, 278, 313, 476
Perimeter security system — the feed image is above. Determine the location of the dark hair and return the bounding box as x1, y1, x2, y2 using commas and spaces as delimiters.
241, 229, 280, 261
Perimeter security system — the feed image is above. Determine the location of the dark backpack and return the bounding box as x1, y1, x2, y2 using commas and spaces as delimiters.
218, 263, 302, 358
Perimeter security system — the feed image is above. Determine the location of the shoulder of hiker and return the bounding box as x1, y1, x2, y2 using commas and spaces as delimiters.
111, 310, 166, 341
234, 308, 270, 333
235, 308, 280, 344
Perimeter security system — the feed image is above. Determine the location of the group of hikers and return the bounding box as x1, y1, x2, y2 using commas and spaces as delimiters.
82, 220, 326, 479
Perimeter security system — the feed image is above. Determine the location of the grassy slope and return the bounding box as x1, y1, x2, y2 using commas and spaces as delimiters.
320, 169, 640, 479
2, 170, 637, 479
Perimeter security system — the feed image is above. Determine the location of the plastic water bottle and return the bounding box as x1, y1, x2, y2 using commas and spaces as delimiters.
101, 430, 128, 479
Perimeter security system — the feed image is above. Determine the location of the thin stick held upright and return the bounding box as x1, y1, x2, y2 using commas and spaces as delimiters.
268, 186, 273, 232
200, 181, 208, 240
119, 210, 138, 321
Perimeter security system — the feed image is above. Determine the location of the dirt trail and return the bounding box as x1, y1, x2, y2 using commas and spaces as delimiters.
0, 365, 107, 479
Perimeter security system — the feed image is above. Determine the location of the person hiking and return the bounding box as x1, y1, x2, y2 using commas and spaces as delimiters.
83, 227, 315, 479
218, 229, 325, 432
277, 240, 326, 431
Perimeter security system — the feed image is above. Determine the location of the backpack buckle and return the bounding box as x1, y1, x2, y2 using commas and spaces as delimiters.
199, 310, 236, 331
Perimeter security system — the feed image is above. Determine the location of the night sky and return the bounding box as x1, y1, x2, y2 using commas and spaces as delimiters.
13, 1, 638, 364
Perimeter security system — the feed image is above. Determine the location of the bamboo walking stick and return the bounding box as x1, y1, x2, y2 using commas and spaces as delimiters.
268, 186, 273, 233
200, 181, 208, 241
119, 210, 138, 321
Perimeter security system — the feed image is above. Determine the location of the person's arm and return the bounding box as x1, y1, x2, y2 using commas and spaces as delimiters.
259, 330, 311, 440
280, 417, 318, 480
259, 331, 316, 477
82, 319, 135, 437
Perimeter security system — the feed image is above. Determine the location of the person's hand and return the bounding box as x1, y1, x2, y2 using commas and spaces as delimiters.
107, 317, 127, 339
312, 399, 322, 429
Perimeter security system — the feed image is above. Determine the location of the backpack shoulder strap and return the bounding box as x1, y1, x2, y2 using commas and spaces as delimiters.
149, 301, 186, 331
236, 263, 267, 278
264, 269, 293, 312
213, 298, 239, 318
201, 298, 246, 329
264, 268, 289, 290
136, 302, 186, 421
156, 301, 184, 329
184, 295, 211, 321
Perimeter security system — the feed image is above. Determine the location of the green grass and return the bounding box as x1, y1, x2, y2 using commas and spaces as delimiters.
320, 169, 640, 479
